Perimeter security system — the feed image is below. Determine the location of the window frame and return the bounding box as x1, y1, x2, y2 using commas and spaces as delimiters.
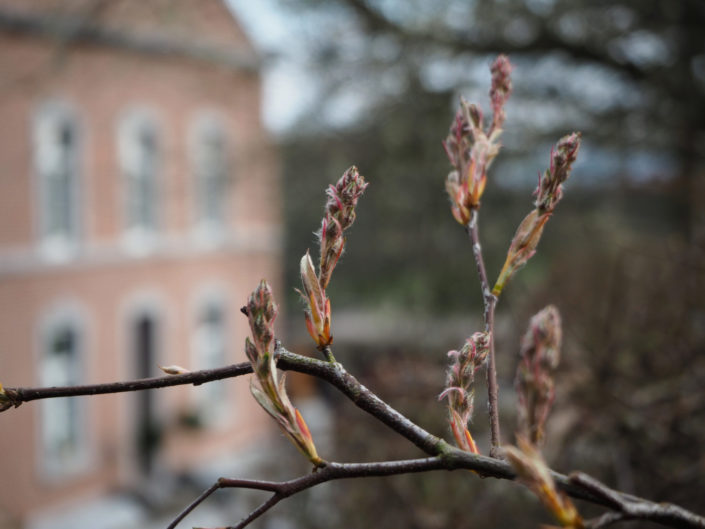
191, 287, 230, 428
33, 101, 82, 261
189, 112, 230, 244
36, 303, 92, 481
117, 107, 162, 254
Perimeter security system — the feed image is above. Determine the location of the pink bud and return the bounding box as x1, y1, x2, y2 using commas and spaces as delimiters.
489, 54, 513, 133
535, 132, 581, 212
515, 305, 563, 446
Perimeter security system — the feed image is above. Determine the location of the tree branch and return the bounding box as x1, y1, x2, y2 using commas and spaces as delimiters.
171, 458, 454, 529
0, 346, 327, 404
585, 512, 629, 529
4, 347, 704, 529
277, 346, 444, 455
466, 210, 501, 456
571, 472, 705, 529
171, 453, 705, 529
168, 481, 222, 529
0, 362, 254, 410
344, 0, 647, 82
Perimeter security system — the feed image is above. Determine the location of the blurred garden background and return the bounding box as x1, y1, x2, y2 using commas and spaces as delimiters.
233, 0, 705, 527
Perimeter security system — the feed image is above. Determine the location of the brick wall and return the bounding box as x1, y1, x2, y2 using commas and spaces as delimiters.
0, 1, 281, 523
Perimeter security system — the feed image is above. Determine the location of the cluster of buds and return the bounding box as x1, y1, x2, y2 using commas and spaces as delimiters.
443, 55, 512, 225
244, 281, 323, 467
516, 305, 562, 446
299, 166, 368, 349
504, 437, 584, 529
493, 133, 581, 297
438, 332, 490, 454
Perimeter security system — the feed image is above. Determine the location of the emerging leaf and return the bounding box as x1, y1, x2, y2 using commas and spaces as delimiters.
505, 437, 583, 528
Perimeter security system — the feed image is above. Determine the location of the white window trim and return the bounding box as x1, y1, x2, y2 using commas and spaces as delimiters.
188, 111, 230, 247
190, 284, 231, 429
117, 107, 162, 256
33, 100, 82, 262
35, 301, 93, 482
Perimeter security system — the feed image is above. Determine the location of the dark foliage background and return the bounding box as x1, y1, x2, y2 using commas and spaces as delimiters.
253, 0, 705, 526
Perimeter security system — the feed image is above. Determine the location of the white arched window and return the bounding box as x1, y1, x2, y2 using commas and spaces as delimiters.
190, 113, 229, 241
118, 110, 160, 251
192, 299, 228, 426
39, 311, 88, 478
33, 102, 81, 259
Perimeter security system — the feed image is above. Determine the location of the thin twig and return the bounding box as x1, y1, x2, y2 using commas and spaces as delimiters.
1, 363, 253, 409
230, 493, 284, 529
319, 344, 336, 363
466, 210, 501, 456
167, 482, 221, 529
174, 458, 455, 529
584, 512, 629, 529
173, 455, 705, 529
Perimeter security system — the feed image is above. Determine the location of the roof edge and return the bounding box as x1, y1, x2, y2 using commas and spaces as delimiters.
0, 6, 261, 73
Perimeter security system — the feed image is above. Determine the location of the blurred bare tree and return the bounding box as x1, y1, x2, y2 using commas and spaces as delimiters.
270, 1, 705, 527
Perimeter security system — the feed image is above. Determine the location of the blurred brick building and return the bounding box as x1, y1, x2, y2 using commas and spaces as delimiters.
0, 1, 280, 527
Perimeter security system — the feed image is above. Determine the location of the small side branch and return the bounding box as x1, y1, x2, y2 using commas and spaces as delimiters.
466, 210, 501, 456
168, 478, 288, 529
168, 482, 222, 529
584, 512, 629, 529
1, 363, 253, 410
172, 454, 705, 529
319, 344, 336, 363
170, 457, 460, 529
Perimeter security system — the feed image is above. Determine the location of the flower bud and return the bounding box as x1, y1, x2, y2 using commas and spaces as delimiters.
489, 54, 513, 133
535, 132, 581, 213
440, 332, 490, 453
493, 133, 581, 296
493, 209, 551, 296
516, 305, 562, 446
244, 283, 324, 467
158, 365, 190, 375
325, 166, 368, 231
300, 167, 367, 349
246, 280, 278, 361
443, 57, 513, 224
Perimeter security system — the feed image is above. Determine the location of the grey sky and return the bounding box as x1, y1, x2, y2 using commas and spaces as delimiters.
227, 0, 317, 134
